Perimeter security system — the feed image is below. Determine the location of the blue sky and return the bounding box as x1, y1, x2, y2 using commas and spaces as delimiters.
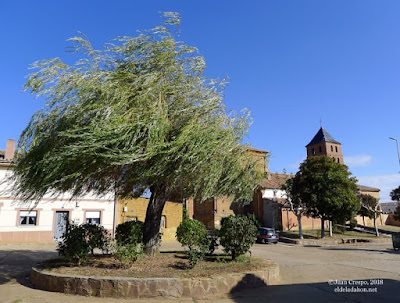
1, 1, 400, 201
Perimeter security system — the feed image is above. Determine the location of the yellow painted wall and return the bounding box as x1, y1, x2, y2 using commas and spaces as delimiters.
117, 197, 182, 241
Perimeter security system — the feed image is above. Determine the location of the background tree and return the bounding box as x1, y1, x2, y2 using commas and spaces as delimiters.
12, 12, 262, 255
394, 205, 400, 221
390, 186, 400, 221
357, 197, 374, 227
359, 194, 381, 236
293, 156, 359, 238
282, 177, 307, 239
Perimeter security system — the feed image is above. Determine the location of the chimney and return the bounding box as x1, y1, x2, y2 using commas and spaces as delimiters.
5, 139, 15, 161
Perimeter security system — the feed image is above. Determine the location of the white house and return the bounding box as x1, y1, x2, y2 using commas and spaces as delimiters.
0, 139, 115, 243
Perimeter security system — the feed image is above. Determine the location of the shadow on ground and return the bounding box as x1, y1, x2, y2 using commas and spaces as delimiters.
229, 277, 400, 303
0, 249, 58, 286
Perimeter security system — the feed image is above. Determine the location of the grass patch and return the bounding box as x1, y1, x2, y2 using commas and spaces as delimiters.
378, 225, 400, 232
281, 229, 383, 240
40, 252, 271, 278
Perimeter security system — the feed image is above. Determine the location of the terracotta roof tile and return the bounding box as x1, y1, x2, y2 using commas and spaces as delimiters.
260, 173, 293, 189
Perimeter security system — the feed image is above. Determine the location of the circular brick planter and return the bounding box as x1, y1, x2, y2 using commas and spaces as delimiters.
30, 262, 279, 299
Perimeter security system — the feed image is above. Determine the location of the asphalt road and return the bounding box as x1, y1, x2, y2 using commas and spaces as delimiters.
0, 241, 399, 303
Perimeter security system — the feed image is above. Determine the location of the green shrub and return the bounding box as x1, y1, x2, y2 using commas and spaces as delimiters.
57, 223, 111, 264
115, 220, 144, 246
206, 229, 219, 255
219, 214, 258, 261
349, 218, 358, 231
112, 242, 143, 268
176, 219, 209, 267
57, 224, 90, 264
83, 223, 111, 253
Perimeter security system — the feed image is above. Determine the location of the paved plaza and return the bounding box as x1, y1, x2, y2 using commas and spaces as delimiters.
0, 241, 399, 302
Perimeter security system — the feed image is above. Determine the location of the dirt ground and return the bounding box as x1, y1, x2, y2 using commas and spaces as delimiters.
0, 241, 399, 303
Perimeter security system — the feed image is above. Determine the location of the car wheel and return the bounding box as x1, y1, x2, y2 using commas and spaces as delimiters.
273, 242, 278, 244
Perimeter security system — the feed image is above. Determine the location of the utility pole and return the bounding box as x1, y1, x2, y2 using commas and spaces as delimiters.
389, 137, 400, 170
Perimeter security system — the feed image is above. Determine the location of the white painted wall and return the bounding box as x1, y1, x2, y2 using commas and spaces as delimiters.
262, 188, 287, 199
0, 166, 114, 233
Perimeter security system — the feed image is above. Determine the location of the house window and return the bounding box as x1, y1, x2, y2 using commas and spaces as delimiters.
337, 158, 340, 163
19, 210, 37, 226
312, 148, 315, 155
335, 146, 338, 152
331, 145, 333, 152
160, 215, 166, 229
86, 211, 101, 225
319, 146, 322, 153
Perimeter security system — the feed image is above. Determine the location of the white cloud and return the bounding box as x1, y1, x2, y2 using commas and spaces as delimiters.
344, 154, 372, 168
357, 174, 400, 202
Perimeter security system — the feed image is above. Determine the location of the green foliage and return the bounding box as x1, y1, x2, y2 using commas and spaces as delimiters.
206, 229, 219, 255
176, 219, 209, 267
390, 186, 400, 221
390, 186, 400, 202
219, 215, 258, 261
13, 11, 261, 206
359, 194, 380, 219
394, 205, 400, 221
84, 223, 110, 253
57, 223, 110, 264
13, 11, 262, 253
182, 204, 189, 221
115, 220, 144, 246
349, 218, 358, 231
57, 224, 89, 264
111, 242, 143, 269
291, 156, 360, 223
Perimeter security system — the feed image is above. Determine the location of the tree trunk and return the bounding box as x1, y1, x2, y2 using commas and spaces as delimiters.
143, 185, 168, 256
362, 216, 365, 227
321, 218, 325, 238
373, 214, 379, 237
232, 250, 237, 261
112, 191, 118, 238
329, 221, 333, 237
297, 214, 303, 239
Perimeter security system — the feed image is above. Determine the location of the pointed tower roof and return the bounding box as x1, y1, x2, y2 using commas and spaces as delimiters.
306, 127, 340, 147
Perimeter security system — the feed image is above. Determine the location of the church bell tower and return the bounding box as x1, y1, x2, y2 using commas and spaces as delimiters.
306, 127, 343, 164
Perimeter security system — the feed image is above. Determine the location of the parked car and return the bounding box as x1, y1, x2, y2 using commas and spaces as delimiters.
257, 227, 279, 244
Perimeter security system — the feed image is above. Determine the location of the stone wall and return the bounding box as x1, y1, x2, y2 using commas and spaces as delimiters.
30, 263, 279, 299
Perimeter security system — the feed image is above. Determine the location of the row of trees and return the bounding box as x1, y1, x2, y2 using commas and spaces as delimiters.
282, 156, 382, 239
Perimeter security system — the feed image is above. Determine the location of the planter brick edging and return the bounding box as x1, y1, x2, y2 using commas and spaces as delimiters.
30, 263, 279, 299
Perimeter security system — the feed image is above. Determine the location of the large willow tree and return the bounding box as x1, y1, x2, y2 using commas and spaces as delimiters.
13, 12, 261, 254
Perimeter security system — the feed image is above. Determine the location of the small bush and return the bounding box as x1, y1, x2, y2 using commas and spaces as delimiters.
83, 223, 111, 253
219, 214, 258, 261
349, 218, 358, 231
111, 242, 143, 268
57, 223, 111, 264
57, 224, 90, 264
115, 220, 144, 246
176, 219, 209, 267
206, 229, 219, 255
